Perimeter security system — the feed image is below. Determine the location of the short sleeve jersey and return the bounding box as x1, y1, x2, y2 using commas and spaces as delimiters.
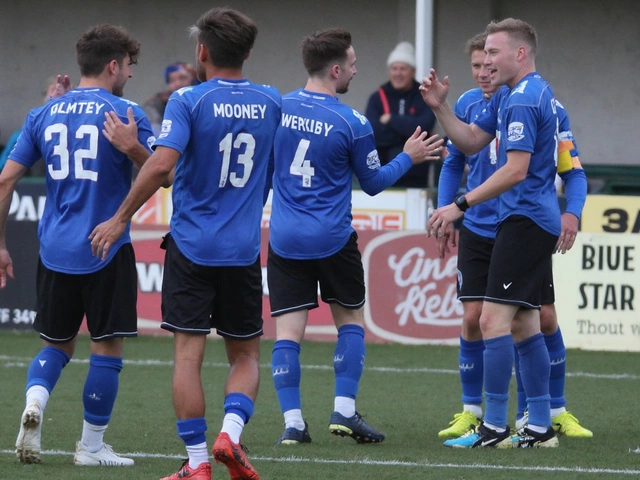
269, 89, 388, 259
9, 88, 155, 274
153, 79, 281, 266
473, 73, 561, 236
447, 88, 500, 238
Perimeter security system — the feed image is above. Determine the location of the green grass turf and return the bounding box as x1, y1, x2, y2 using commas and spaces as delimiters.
1, 331, 639, 479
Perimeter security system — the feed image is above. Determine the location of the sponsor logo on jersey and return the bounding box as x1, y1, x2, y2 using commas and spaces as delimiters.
507, 122, 525, 142
176, 86, 193, 96
366, 150, 381, 170
352, 109, 367, 125
511, 80, 528, 95
146, 136, 157, 150
159, 120, 172, 138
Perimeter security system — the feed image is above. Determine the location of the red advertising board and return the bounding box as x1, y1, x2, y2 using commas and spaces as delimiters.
132, 227, 462, 344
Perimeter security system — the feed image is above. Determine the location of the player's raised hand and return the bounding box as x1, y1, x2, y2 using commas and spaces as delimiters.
403, 127, 445, 164
89, 217, 128, 261
55, 75, 73, 96
0, 247, 14, 289
103, 107, 139, 155
419, 68, 450, 109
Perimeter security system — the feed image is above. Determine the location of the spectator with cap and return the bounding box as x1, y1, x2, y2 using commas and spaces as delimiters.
143, 62, 198, 135
365, 41, 437, 188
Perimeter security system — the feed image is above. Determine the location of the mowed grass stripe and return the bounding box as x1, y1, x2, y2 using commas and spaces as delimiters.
1, 355, 639, 380
2, 449, 640, 476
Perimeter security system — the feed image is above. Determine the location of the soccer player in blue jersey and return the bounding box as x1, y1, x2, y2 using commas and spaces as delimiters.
0, 25, 154, 466
436, 32, 592, 441
89, 7, 280, 480
421, 18, 566, 448
268, 28, 444, 446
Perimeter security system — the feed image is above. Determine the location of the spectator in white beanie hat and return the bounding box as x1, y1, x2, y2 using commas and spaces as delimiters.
387, 41, 416, 69
365, 41, 437, 188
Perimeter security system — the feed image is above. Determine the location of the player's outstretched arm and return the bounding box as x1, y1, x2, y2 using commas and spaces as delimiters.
420, 69, 491, 155
89, 146, 180, 260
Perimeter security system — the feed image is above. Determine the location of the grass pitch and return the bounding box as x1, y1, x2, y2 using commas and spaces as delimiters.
1, 331, 639, 479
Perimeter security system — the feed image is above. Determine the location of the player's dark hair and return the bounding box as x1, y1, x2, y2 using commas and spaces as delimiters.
301, 28, 352, 77
486, 18, 538, 56
191, 7, 258, 69
465, 32, 487, 56
76, 24, 140, 77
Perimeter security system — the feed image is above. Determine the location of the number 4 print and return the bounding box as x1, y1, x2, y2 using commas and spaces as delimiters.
290, 139, 315, 187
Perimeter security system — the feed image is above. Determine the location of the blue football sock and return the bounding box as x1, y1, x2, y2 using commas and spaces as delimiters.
513, 345, 527, 419
483, 334, 514, 428
26, 346, 70, 393
83, 354, 123, 426
224, 392, 254, 424
334, 324, 365, 400
516, 333, 551, 427
177, 417, 208, 446
272, 340, 302, 413
544, 328, 567, 409
459, 337, 484, 405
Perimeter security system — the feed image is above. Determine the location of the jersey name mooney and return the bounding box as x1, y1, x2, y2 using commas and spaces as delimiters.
213, 103, 267, 119
50, 102, 106, 115
281, 113, 334, 137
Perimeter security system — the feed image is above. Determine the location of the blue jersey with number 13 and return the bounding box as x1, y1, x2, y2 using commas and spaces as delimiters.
153, 79, 281, 266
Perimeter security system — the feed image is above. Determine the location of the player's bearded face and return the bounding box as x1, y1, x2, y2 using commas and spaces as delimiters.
112, 65, 127, 97
195, 43, 207, 82
196, 58, 206, 83
336, 47, 357, 95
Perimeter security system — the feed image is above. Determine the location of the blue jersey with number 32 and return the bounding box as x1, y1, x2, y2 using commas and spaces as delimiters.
153, 79, 281, 266
9, 87, 155, 274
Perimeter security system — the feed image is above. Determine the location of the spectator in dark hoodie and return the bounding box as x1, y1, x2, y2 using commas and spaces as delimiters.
365, 41, 437, 188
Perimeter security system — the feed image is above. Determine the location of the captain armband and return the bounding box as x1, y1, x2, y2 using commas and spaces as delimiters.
557, 139, 582, 174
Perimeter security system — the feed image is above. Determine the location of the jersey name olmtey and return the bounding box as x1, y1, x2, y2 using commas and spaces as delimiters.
50, 101, 106, 116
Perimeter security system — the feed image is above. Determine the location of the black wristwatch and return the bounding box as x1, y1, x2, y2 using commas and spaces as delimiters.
454, 195, 470, 212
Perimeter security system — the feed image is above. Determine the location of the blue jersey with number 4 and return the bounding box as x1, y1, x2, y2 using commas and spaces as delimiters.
153, 78, 281, 266
474, 73, 561, 236
270, 89, 414, 259
9, 87, 155, 274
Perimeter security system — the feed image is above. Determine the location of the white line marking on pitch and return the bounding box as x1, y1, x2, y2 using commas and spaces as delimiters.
1, 450, 639, 475
1, 355, 638, 380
